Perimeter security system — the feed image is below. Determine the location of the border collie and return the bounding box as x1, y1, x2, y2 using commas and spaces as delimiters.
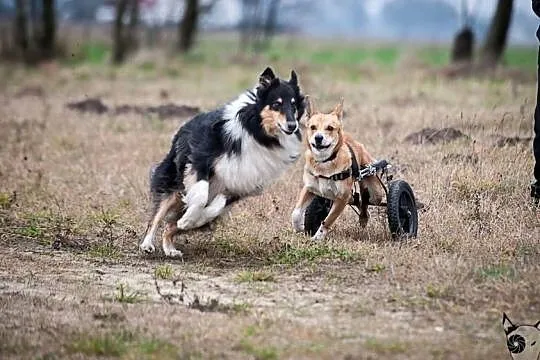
140, 67, 305, 257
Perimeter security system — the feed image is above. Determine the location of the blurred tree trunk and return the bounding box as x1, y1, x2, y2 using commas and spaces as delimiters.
451, 0, 474, 63
14, 0, 29, 57
480, 0, 513, 67
261, 0, 280, 49
41, 0, 56, 59
451, 27, 474, 63
29, 0, 38, 40
178, 0, 198, 52
128, 0, 139, 52
113, 0, 129, 64
239, 0, 263, 52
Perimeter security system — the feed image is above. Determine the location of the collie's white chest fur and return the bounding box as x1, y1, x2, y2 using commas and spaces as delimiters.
214, 131, 301, 195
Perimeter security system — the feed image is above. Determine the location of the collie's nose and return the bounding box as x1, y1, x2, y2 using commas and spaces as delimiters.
314, 134, 323, 144
286, 122, 297, 132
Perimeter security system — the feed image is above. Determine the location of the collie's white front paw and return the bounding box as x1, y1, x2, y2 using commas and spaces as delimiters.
139, 236, 155, 253
311, 225, 327, 241
291, 208, 304, 232
177, 215, 196, 231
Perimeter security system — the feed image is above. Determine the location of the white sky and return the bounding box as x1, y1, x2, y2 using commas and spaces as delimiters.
364, 0, 534, 19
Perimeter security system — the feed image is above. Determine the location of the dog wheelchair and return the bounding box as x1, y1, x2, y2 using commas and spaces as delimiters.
303, 159, 419, 239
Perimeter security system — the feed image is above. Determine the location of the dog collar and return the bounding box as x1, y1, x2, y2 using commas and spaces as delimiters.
312, 144, 362, 181
320, 149, 339, 163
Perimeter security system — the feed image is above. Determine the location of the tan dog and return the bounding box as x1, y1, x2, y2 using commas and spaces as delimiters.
291, 98, 384, 240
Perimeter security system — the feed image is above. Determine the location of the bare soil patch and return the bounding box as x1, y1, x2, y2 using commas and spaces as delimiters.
66, 97, 200, 119
403, 127, 469, 145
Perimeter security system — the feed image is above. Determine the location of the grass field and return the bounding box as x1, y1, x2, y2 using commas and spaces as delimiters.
1, 35, 539, 359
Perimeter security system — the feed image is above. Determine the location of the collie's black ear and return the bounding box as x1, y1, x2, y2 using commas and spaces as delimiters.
259, 67, 276, 87
289, 70, 298, 86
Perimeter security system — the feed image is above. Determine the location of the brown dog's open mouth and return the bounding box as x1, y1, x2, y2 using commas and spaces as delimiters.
311, 143, 331, 150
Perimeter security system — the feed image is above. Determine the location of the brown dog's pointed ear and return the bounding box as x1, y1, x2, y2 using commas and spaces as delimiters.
502, 313, 515, 335
259, 67, 276, 87
305, 95, 316, 119
332, 97, 344, 121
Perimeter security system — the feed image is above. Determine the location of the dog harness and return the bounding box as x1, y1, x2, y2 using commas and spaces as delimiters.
315, 144, 361, 181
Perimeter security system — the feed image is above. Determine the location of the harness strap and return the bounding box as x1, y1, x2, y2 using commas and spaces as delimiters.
314, 144, 361, 181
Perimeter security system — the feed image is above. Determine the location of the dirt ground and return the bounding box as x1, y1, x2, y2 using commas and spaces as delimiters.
1, 49, 539, 360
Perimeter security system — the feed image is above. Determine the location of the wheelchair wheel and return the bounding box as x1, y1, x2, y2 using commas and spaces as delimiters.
387, 180, 418, 239
304, 196, 332, 236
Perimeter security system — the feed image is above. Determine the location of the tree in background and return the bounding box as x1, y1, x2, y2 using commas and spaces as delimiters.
12, 0, 56, 62
480, 0, 513, 67
261, 0, 280, 49
41, 0, 55, 59
239, 0, 282, 52
112, 0, 139, 64
178, 0, 198, 52
128, 0, 139, 50
113, 0, 129, 64
177, 0, 216, 53
14, 0, 29, 59
451, 0, 474, 63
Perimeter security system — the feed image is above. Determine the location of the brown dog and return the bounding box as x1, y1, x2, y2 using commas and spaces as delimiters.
291, 98, 384, 240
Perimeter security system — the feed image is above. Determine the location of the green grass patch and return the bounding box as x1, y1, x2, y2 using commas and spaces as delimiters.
0, 192, 13, 208
235, 270, 275, 283
137, 338, 178, 358
89, 243, 121, 259
476, 264, 516, 281
272, 243, 359, 265
154, 264, 174, 280
66, 42, 110, 65
418, 46, 449, 66
67, 331, 135, 357
366, 263, 386, 273
138, 61, 156, 72
237, 339, 278, 360
425, 283, 451, 299
113, 283, 145, 304
504, 46, 538, 71
309, 46, 398, 67
92, 208, 120, 227
16, 223, 43, 238
67, 331, 179, 358
364, 338, 408, 355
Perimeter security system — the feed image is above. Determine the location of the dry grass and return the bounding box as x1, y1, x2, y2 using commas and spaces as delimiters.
0, 40, 539, 360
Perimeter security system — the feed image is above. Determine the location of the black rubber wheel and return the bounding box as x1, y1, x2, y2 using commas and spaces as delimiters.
304, 196, 332, 236
387, 180, 418, 239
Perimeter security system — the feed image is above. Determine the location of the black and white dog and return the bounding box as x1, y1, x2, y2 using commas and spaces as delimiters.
140, 67, 305, 257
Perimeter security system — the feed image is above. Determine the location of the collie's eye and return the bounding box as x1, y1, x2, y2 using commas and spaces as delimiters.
326, 126, 334, 131
310, 125, 316, 130
271, 102, 281, 111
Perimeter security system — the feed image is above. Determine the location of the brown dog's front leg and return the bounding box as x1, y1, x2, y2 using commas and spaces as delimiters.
291, 187, 315, 232
312, 197, 348, 240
